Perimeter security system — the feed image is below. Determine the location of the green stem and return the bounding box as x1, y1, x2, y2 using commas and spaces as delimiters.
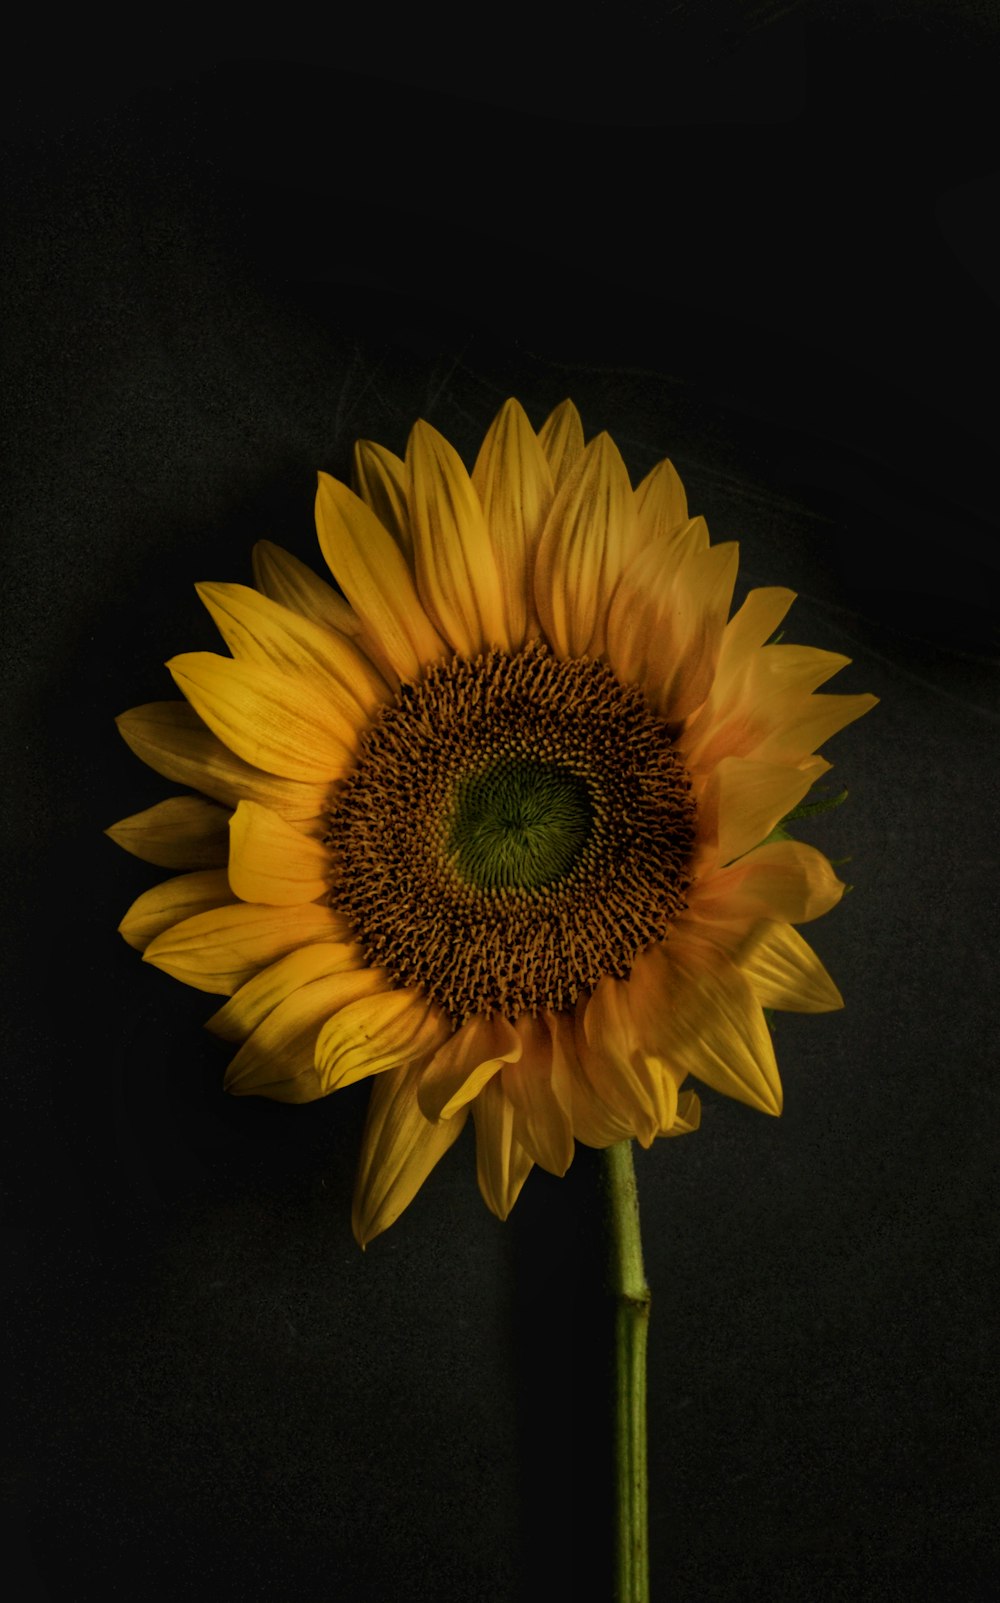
603, 1139, 650, 1603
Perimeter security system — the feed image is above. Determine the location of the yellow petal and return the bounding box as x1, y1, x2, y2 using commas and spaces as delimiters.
406, 418, 509, 655
697, 755, 830, 872
227, 800, 332, 905
735, 921, 844, 1013
605, 534, 738, 722
688, 838, 845, 929
634, 457, 691, 549
166, 652, 355, 783
534, 432, 638, 659
118, 868, 236, 953
196, 582, 389, 722
206, 940, 365, 1042
577, 977, 675, 1147
314, 470, 446, 682
115, 703, 330, 825
635, 934, 783, 1115
664, 1088, 702, 1137
471, 398, 555, 649
106, 796, 230, 869
315, 987, 450, 1092
751, 691, 879, 766
224, 969, 383, 1101
143, 901, 351, 995
500, 1012, 574, 1176
352, 1063, 468, 1246
352, 440, 413, 561
252, 540, 365, 637
417, 1013, 522, 1122
472, 1073, 533, 1220
536, 399, 585, 492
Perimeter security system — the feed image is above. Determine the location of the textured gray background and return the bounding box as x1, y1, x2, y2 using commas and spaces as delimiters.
4, 6, 998, 1599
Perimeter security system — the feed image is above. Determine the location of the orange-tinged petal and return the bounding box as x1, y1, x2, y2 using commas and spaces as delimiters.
252, 540, 365, 638
735, 921, 844, 1013
534, 432, 637, 659
536, 399, 585, 492
751, 691, 880, 766
351, 440, 413, 561
143, 901, 351, 995
418, 1013, 522, 1122
115, 703, 330, 825
500, 1012, 574, 1176
471, 397, 555, 648
206, 940, 365, 1042
118, 869, 236, 953
577, 977, 673, 1147
473, 1073, 533, 1220
314, 470, 446, 682
224, 969, 383, 1101
352, 1063, 468, 1246
664, 1088, 702, 1136
196, 582, 389, 722
697, 755, 830, 872
227, 801, 332, 905
106, 796, 230, 869
637, 933, 783, 1115
406, 418, 509, 654
687, 838, 845, 929
166, 653, 355, 783
315, 987, 450, 1092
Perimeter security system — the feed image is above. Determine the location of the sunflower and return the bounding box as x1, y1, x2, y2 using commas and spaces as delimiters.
109, 400, 876, 1245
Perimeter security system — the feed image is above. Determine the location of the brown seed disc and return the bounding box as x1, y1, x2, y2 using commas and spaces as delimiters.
325, 640, 697, 1027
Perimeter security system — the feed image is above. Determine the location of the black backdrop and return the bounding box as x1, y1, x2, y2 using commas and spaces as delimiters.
4, 5, 998, 1599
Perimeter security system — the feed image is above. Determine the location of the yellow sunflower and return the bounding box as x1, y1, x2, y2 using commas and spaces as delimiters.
109, 400, 876, 1245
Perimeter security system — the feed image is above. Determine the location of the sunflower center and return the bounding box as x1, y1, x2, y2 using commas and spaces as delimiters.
325, 640, 696, 1027
449, 759, 593, 890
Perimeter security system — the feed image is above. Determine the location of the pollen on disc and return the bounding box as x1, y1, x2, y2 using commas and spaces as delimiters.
325, 640, 697, 1027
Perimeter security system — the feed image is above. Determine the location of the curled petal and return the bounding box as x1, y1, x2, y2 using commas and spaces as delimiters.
118, 868, 236, 953
315, 988, 451, 1092
143, 901, 351, 995
501, 1012, 574, 1176
473, 1073, 534, 1220
227, 801, 332, 906
206, 941, 365, 1042
224, 969, 384, 1102
418, 1014, 522, 1122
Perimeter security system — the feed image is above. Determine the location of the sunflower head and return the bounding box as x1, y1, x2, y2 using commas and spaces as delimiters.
109, 399, 876, 1244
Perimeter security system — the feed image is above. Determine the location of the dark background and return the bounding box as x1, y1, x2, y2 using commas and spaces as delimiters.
4, 4, 998, 1599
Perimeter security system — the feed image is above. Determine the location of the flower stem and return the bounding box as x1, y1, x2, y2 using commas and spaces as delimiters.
603, 1139, 650, 1603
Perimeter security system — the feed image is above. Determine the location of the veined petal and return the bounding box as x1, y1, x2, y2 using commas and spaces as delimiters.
471, 397, 555, 649
418, 1014, 522, 1122
315, 987, 451, 1092
697, 755, 830, 871
118, 869, 236, 953
501, 1012, 574, 1176
634, 457, 691, 550
473, 1073, 533, 1220
577, 977, 673, 1147
536, 399, 585, 492
115, 703, 330, 825
406, 418, 509, 655
105, 796, 230, 869
686, 838, 846, 930
352, 440, 413, 561
534, 432, 637, 659
315, 471, 447, 682
735, 921, 844, 1012
196, 582, 389, 722
352, 1063, 469, 1247
751, 691, 880, 766
227, 801, 332, 905
636, 933, 783, 1115
224, 969, 383, 1102
206, 940, 365, 1042
143, 901, 351, 995
252, 540, 365, 638
167, 653, 355, 783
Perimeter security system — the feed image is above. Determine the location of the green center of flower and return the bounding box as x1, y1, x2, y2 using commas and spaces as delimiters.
448, 759, 593, 890
326, 640, 697, 1027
